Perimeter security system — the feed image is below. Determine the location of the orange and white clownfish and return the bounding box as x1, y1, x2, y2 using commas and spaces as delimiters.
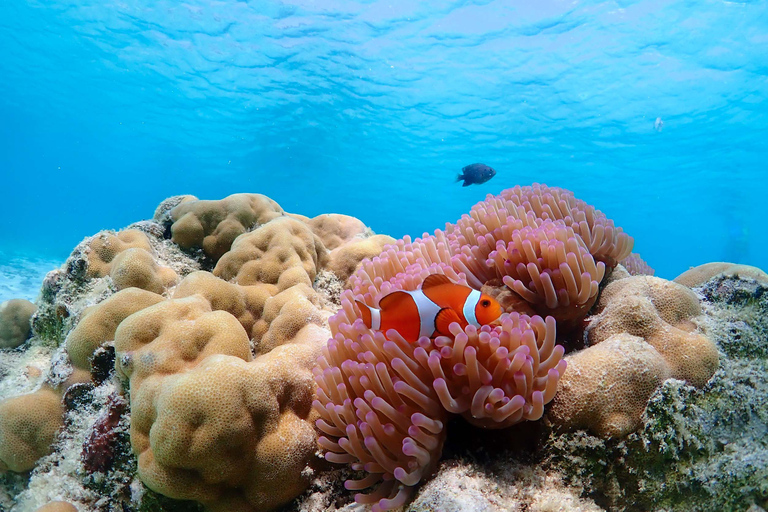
355, 274, 503, 342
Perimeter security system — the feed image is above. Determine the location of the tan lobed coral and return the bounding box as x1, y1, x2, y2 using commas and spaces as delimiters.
0, 190, 390, 512
109, 248, 178, 294
65, 288, 165, 373
82, 229, 179, 294
326, 235, 396, 284
304, 213, 396, 283
168, 193, 285, 261
85, 229, 153, 278
0, 387, 64, 472
306, 213, 368, 250
114, 295, 325, 512
214, 216, 329, 288
250, 283, 330, 355
548, 334, 671, 437
548, 275, 719, 437
587, 275, 718, 386
0, 298, 37, 349
172, 270, 277, 340
674, 261, 768, 288
90, 195, 388, 511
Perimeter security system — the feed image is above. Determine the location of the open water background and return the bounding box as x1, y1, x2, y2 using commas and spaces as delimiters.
1, 0, 766, 301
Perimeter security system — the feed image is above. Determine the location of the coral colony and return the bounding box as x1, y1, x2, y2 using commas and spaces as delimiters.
3, 183, 754, 512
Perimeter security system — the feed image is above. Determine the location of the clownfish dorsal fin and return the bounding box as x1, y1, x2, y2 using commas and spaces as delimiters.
422, 274, 453, 290
377, 290, 410, 311
434, 307, 461, 336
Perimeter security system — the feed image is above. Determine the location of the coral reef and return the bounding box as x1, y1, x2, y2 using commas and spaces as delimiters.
540, 272, 768, 511
33, 502, 78, 512
65, 288, 165, 374
315, 305, 566, 510
0, 191, 387, 512
1, 184, 764, 512
292, 268, 768, 512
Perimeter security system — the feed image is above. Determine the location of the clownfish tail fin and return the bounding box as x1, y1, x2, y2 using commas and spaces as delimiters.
356, 300, 373, 328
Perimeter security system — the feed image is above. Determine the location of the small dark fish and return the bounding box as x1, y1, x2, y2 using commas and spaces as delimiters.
456, 163, 496, 187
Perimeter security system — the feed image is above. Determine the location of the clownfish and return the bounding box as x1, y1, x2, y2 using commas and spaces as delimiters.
355, 274, 503, 342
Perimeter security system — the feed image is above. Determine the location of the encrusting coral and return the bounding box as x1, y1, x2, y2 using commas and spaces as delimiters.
0, 298, 37, 349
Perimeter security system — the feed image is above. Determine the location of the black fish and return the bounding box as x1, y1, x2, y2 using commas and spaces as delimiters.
456, 163, 496, 187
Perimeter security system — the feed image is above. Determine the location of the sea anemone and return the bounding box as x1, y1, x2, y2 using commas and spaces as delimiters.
313, 290, 566, 510
313, 184, 632, 509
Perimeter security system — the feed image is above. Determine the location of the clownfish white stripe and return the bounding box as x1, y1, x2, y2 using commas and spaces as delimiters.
407, 290, 443, 339
463, 289, 482, 327
371, 308, 381, 331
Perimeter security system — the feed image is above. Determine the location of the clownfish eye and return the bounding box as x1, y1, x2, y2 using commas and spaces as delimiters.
481, 299, 491, 307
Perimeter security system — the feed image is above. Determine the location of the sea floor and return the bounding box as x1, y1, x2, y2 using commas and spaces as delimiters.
0, 250, 61, 303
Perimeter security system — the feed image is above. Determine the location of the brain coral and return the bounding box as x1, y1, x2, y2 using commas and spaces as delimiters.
548, 275, 719, 437
168, 193, 285, 261
0, 298, 37, 349
0, 387, 63, 472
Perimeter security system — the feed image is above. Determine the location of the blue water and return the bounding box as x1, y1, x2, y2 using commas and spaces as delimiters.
1, 0, 766, 301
